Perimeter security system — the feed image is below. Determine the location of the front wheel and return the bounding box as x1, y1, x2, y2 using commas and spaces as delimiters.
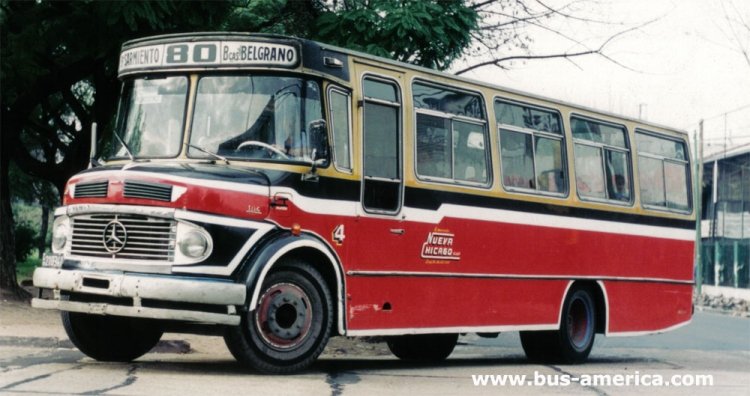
62, 312, 163, 362
224, 261, 333, 374
387, 333, 458, 361
520, 287, 596, 364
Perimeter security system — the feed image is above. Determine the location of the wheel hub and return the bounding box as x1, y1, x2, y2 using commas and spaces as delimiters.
255, 283, 313, 349
567, 295, 593, 351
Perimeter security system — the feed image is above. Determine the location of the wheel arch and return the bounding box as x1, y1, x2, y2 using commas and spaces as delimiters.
562, 280, 608, 334
238, 232, 345, 336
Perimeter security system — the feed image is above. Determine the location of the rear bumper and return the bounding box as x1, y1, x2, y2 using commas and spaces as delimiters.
32, 267, 245, 326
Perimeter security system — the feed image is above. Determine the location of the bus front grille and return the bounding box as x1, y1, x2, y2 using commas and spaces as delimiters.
70, 214, 176, 261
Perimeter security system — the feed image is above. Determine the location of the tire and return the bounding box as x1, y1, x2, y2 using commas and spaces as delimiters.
386, 333, 458, 361
520, 287, 596, 364
224, 260, 333, 374
62, 311, 163, 362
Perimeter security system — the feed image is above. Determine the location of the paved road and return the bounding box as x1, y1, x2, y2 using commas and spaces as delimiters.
0, 304, 748, 395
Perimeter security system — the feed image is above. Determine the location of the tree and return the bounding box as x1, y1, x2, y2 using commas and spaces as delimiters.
0, 0, 235, 297
227, 1, 634, 74
312, 0, 478, 70
10, 163, 58, 260
719, 0, 750, 68
1, 0, 636, 297
452, 0, 653, 75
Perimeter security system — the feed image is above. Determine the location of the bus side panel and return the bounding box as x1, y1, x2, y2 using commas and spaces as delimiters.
427, 216, 695, 283
344, 277, 568, 331
343, 214, 694, 283
603, 281, 693, 334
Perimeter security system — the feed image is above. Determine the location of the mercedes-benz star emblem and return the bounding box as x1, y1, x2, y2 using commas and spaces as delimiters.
102, 220, 127, 253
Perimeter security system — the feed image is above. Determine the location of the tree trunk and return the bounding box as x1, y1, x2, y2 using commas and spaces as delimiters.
38, 205, 50, 259
0, 129, 30, 299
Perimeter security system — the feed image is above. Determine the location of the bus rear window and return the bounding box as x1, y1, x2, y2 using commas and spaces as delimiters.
571, 117, 631, 203
636, 131, 691, 211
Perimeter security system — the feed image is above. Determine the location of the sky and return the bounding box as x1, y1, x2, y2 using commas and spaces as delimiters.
453, 0, 750, 157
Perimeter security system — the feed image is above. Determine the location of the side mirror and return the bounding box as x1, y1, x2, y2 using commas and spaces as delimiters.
307, 119, 329, 162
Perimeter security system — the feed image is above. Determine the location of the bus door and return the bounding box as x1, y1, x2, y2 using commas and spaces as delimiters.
354, 69, 407, 270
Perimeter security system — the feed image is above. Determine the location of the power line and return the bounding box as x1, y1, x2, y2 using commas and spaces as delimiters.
701, 103, 750, 121
681, 104, 750, 129
703, 134, 750, 141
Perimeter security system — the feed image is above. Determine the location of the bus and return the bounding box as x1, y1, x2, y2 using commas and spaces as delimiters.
32, 32, 695, 373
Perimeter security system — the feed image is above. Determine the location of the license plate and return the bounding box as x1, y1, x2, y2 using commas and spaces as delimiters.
42, 253, 64, 268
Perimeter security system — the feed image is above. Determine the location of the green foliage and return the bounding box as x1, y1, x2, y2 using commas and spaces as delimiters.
226, 0, 290, 33
12, 200, 52, 248
9, 163, 58, 207
224, 0, 478, 71
314, 0, 478, 70
13, 222, 37, 262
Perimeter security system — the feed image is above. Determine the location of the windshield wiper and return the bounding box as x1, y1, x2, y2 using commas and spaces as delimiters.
185, 143, 272, 187
185, 143, 230, 165
113, 131, 135, 161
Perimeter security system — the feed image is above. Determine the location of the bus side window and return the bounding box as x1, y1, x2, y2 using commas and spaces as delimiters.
413, 81, 489, 186
571, 117, 631, 204
453, 121, 488, 183
328, 88, 352, 171
496, 99, 566, 195
416, 113, 452, 179
636, 131, 691, 211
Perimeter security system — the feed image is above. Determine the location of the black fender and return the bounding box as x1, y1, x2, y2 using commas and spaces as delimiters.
235, 232, 345, 335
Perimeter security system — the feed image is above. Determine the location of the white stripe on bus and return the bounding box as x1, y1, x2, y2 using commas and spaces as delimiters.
71, 170, 694, 241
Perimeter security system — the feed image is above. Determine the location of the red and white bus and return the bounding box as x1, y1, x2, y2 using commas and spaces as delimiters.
33, 33, 695, 373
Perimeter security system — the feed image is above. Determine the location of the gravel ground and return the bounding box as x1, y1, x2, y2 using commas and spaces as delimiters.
2, 287, 746, 357
0, 294, 391, 358
694, 293, 750, 318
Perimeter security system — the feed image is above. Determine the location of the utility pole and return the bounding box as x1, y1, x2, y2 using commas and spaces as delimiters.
695, 121, 703, 295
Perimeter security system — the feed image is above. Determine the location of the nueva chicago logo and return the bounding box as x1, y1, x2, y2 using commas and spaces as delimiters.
421, 229, 461, 261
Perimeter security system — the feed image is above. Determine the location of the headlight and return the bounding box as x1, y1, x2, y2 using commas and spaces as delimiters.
178, 230, 210, 259
174, 221, 213, 264
51, 216, 70, 253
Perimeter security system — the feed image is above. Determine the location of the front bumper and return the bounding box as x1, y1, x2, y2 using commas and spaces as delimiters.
32, 267, 246, 325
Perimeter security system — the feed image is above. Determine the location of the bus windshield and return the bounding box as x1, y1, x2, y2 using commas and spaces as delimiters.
109, 76, 188, 159
107, 74, 327, 164
189, 75, 325, 163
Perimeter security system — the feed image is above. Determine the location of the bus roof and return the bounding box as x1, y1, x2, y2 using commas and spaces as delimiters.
120, 32, 688, 136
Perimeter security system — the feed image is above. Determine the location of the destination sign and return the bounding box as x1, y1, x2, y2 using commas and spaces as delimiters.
118, 41, 299, 74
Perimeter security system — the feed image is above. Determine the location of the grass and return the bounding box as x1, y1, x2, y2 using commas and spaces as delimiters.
16, 250, 42, 283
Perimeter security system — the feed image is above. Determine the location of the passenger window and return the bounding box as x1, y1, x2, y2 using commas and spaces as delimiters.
636, 131, 691, 211
413, 83, 485, 119
571, 117, 631, 203
496, 100, 566, 195
574, 144, 606, 198
416, 114, 452, 179
414, 82, 489, 185
328, 88, 351, 171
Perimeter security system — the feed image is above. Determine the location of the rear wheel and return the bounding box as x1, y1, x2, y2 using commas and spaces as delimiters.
224, 261, 333, 374
387, 333, 458, 361
520, 287, 596, 363
62, 312, 163, 362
